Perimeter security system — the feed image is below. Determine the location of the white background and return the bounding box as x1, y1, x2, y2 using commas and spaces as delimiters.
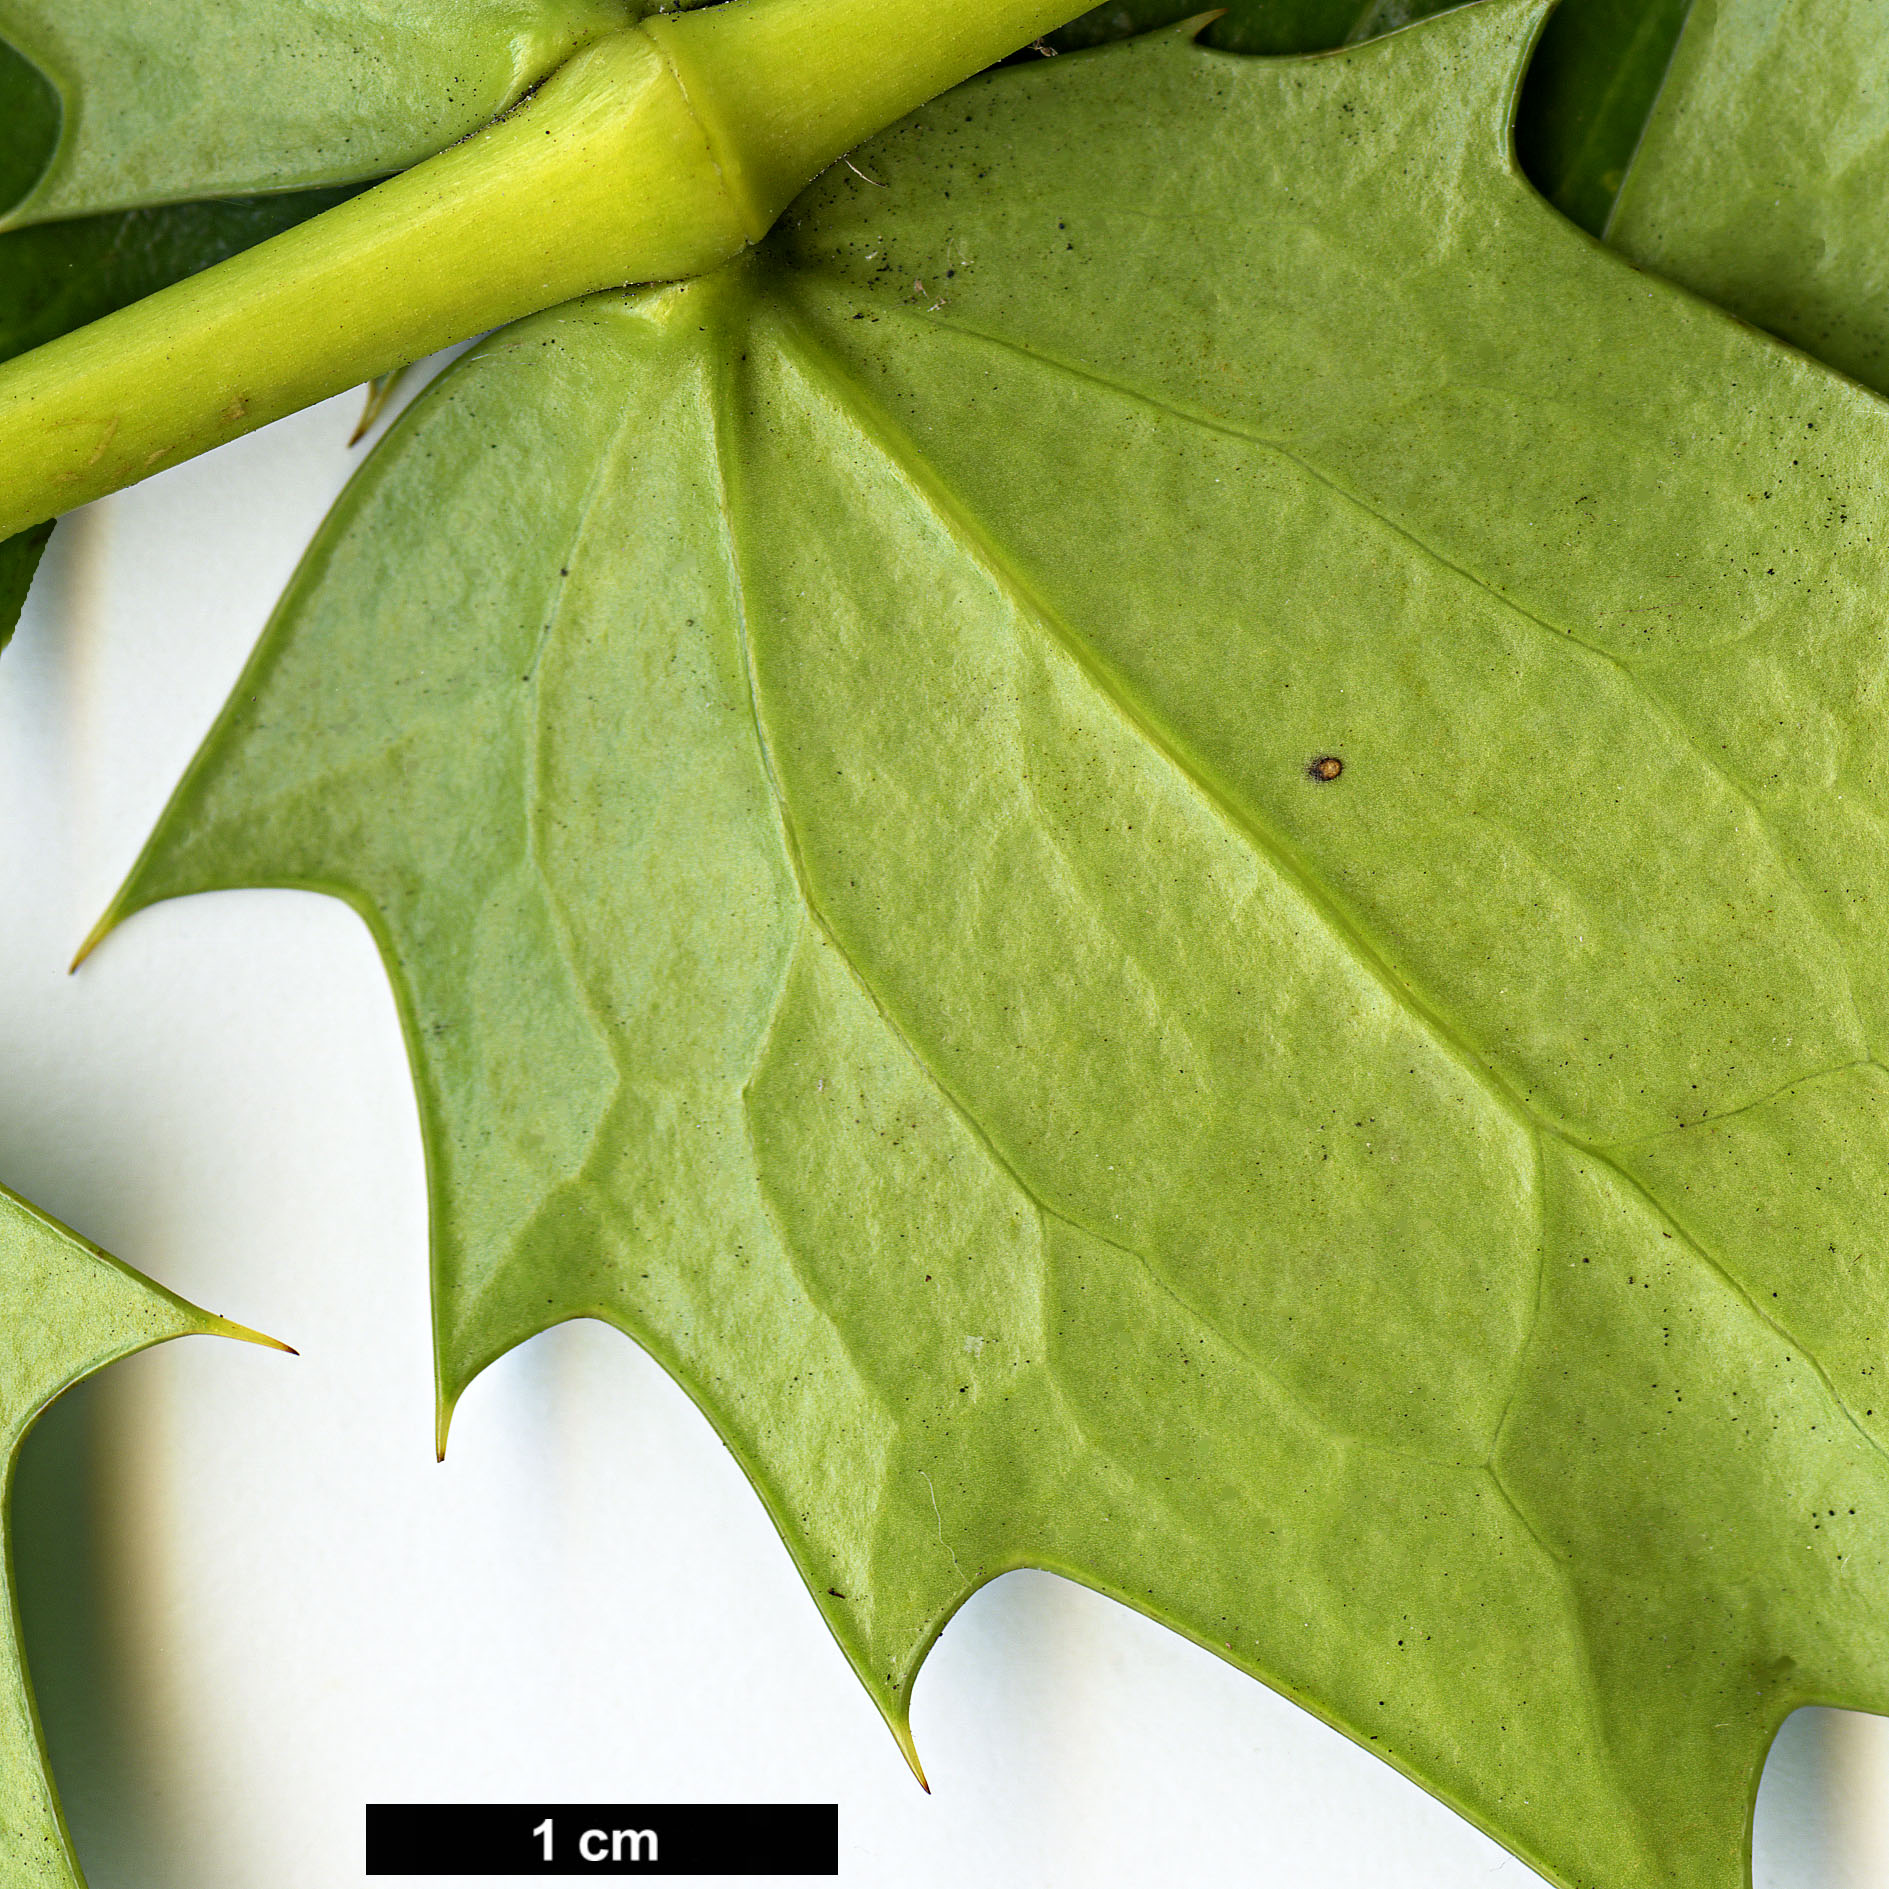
0, 373, 1885, 1888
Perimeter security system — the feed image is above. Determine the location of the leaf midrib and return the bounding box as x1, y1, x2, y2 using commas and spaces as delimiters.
847, 291, 1872, 1086
748, 280, 1889, 1487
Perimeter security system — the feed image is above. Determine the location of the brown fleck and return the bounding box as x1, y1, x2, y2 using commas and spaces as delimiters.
83, 416, 121, 469
1308, 755, 1344, 782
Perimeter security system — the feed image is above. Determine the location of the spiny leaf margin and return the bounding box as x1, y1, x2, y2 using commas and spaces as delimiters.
95, 6, 1889, 1886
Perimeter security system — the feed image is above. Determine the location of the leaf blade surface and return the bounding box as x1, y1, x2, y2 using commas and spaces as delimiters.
0, 184, 362, 644
101, 6, 1889, 1884
0, 1184, 252, 1886
1609, 0, 1889, 396
0, 0, 642, 227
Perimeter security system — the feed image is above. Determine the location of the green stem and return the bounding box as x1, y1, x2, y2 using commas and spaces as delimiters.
0, 0, 1086, 540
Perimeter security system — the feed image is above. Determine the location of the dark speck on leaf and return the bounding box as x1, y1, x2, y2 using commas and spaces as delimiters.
1308, 755, 1344, 782
828, 1588, 847, 1599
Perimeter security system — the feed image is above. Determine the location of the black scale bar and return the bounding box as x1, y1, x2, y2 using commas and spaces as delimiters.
366, 1804, 838, 1876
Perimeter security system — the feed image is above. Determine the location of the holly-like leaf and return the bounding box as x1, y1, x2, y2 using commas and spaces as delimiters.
0, 30, 57, 219
0, 0, 1720, 659
0, 187, 359, 645
1609, 0, 1889, 397
0, 0, 1701, 656
1513, 0, 1692, 233
0, 524, 49, 657
0, 192, 359, 370
1050, 0, 1428, 55
1052, 0, 1696, 236
0, 1184, 261, 1885
0, 2, 379, 643
86, 2, 1889, 1883
0, 0, 762, 642
0, 0, 1672, 649
0, 0, 644, 227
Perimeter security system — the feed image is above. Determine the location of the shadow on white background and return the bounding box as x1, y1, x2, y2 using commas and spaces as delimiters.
0, 378, 1882, 1888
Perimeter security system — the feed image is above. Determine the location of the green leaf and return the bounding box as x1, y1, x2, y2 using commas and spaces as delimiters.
97, 5, 1889, 1882
0, 0, 1683, 649
1514, 0, 1692, 235
0, 186, 358, 644
0, 522, 49, 657
0, 0, 643, 227
0, 1184, 256, 1885
1052, 2, 1382, 55
0, 192, 359, 368
1050, 0, 1694, 239
0, 0, 1694, 236
0, 30, 57, 217
1609, 0, 1889, 396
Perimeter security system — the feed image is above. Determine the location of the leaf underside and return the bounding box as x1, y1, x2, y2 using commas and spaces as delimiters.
1050, 0, 1691, 236
0, 0, 647, 228
1610, 0, 1889, 397
0, 0, 738, 640
0, 523, 49, 657
1516, 0, 1692, 235
0, 3, 381, 641
102, 5, 1889, 1883
0, 0, 1703, 643
0, 185, 367, 645
0, 1188, 237, 1886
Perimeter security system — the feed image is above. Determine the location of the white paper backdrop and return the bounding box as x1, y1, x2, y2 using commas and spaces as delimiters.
0, 375, 1884, 1888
